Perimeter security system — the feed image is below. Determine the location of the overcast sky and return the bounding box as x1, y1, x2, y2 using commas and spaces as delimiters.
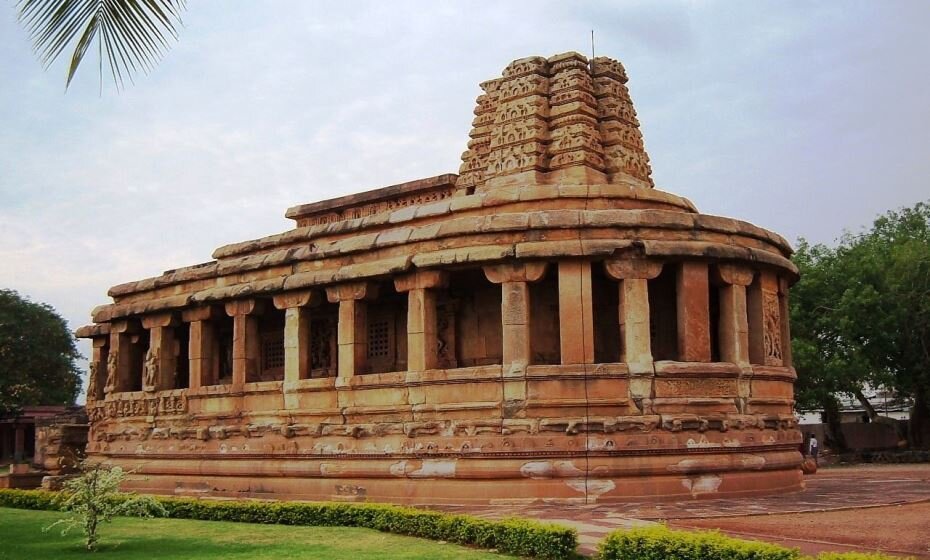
2, 1, 929, 400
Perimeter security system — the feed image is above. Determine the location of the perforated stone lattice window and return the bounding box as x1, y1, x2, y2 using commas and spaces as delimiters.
262, 332, 285, 371
368, 320, 390, 358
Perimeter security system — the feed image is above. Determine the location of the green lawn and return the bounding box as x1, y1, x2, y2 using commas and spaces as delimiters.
0, 507, 518, 560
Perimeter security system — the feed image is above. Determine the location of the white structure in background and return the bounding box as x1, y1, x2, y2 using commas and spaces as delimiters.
797, 386, 911, 425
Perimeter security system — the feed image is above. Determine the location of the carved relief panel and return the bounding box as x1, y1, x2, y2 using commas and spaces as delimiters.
762, 291, 783, 366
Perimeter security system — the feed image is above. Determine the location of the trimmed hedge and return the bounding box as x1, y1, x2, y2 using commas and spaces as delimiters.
598, 525, 800, 560
598, 526, 911, 560
0, 489, 576, 559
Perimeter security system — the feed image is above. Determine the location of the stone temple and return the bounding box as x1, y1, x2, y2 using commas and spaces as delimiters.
76, 52, 802, 504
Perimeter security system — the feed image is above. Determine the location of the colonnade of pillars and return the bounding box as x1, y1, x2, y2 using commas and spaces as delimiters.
91, 258, 791, 399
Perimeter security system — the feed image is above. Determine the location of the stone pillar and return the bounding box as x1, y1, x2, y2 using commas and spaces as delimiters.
483, 262, 548, 374
225, 300, 265, 385
676, 261, 711, 362
557, 261, 595, 365
184, 306, 220, 389
778, 277, 793, 367
88, 337, 109, 402
395, 271, 448, 372
108, 320, 138, 393
748, 271, 783, 366
0, 426, 8, 461
13, 424, 25, 463
141, 313, 179, 392
717, 264, 754, 367
273, 290, 319, 383
326, 283, 378, 380
604, 259, 663, 373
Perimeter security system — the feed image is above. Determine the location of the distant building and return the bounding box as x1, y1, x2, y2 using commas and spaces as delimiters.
796, 387, 911, 425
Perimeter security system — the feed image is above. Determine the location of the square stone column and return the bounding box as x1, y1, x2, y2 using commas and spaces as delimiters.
484, 262, 548, 374
557, 260, 595, 365
716, 264, 754, 367
395, 271, 448, 372
141, 312, 179, 392
273, 290, 320, 383
107, 320, 139, 394
183, 306, 220, 389
88, 336, 109, 402
225, 300, 265, 385
605, 259, 663, 374
778, 277, 793, 367
326, 283, 378, 380
747, 271, 784, 366
676, 261, 711, 362
13, 425, 24, 463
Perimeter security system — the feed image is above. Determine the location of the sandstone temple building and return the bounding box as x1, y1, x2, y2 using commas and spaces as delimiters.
77, 53, 801, 504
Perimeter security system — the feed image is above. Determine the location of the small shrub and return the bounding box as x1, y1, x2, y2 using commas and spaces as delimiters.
43, 462, 166, 551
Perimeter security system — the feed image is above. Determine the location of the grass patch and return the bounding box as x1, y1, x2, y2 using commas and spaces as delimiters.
0, 507, 518, 559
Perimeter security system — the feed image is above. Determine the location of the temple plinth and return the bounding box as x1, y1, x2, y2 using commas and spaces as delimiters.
76, 52, 802, 504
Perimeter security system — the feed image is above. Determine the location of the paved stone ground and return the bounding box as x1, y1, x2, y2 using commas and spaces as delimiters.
434, 464, 930, 556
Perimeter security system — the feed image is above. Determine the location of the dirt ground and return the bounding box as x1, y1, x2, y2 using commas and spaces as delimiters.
439, 464, 930, 557
671, 501, 930, 558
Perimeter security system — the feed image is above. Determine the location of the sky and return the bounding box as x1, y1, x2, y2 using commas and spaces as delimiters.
1, 1, 929, 401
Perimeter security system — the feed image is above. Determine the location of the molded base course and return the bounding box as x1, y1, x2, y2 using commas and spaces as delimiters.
112, 452, 804, 505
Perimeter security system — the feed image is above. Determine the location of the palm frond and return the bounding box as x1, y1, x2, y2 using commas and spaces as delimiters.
17, 0, 187, 89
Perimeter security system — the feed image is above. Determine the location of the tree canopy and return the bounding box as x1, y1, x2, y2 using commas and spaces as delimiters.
0, 289, 82, 415
791, 201, 930, 448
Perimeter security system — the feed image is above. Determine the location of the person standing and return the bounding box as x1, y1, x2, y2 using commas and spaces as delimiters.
807, 433, 819, 465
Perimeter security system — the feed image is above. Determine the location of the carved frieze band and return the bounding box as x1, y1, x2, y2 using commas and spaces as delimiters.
88, 394, 187, 422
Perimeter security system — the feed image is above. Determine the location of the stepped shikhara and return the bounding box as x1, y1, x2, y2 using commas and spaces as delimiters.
77, 53, 803, 504
457, 53, 652, 192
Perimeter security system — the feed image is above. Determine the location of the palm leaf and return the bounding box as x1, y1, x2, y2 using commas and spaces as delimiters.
17, 0, 186, 89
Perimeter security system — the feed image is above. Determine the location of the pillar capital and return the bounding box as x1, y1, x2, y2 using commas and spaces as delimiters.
181, 305, 223, 322
394, 270, 448, 292
778, 275, 790, 295
604, 258, 663, 280
273, 289, 320, 310
716, 263, 755, 287
225, 298, 265, 317
140, 311, 179, 329
483, 261, 547, 284
326, 282, 379, 303
110, 319, 141, 334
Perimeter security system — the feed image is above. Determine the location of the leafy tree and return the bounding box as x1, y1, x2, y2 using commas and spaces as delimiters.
45, 461, 166, 551
16, 0, 186, 90
791, 201, 930, 448
0, 289, 82, 416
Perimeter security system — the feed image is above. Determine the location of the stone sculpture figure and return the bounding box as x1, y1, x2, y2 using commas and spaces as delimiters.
87, 361, 98, 401
142, 347, 159, 392
104, 351, 117, 394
